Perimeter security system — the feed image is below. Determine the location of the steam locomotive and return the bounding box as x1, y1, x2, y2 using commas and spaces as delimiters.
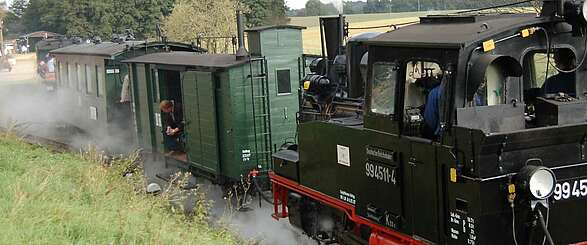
270, 1, 587, 244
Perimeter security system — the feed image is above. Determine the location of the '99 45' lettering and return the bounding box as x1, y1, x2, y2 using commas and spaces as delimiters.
366, 162, 396, 185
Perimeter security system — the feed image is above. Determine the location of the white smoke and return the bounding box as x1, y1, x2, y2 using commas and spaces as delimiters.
321, 0, 344, 14
201, 183, 316, 245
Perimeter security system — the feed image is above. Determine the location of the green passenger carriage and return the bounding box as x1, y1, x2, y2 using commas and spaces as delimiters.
50, 41, 204, 149
123, 25, 305, 182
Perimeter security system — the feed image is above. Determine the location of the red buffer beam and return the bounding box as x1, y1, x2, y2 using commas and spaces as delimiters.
269, 172, 426, 245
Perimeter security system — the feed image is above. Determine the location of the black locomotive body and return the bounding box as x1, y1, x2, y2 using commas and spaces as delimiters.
271, 2, 587, 245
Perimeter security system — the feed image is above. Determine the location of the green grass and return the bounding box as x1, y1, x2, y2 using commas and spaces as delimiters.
0, 134, 242, 244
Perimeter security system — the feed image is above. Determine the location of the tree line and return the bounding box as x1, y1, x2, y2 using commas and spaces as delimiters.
2, 0, 538, 40
2, 0, 289, 41
291, 0, 536, 17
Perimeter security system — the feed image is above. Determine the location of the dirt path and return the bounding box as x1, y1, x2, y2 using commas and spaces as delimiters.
0, 53, 38, 85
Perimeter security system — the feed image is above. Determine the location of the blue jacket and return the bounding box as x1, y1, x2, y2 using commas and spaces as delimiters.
424, 85, 443, 137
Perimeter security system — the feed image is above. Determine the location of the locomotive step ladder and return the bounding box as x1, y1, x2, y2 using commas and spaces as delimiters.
248, 57, 273, 172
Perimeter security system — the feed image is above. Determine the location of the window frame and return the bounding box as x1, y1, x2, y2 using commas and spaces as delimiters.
85, 64, 93, 95
276, 68, 292, 95
96, 65, 105, 97
76, 63, 83, 92
67, 63, 74, 88
152, 69, 160, 103
369, 61, 400, 116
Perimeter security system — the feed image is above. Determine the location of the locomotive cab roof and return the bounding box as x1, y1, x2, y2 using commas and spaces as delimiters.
366, 13, 546, 48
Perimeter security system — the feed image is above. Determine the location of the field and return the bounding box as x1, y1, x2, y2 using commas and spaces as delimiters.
0, 132, 241, 244
289, 11, 452, 54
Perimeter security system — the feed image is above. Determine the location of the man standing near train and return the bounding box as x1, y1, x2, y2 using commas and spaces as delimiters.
160, 100, 184, 154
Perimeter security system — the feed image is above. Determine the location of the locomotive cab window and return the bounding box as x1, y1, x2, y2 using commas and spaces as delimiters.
524, 49, 576, 98
457, 55, 524, 134
276, 69, 292, 95
473, 64, 506, 106
370, 62, 399, 115
403, 61, 443, 137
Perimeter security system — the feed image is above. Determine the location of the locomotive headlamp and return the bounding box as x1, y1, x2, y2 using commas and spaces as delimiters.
517, 166, 557, 200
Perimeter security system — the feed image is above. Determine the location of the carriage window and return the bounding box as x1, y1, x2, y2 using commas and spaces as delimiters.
371, 62, 398, 115
152, 69, 160, 103
56, 62, 61, 85
85, 65, 93, 94
60, 62, 67, 87
77, 64, 83, 92
96, 66, 105, 97
276, 69, 291, 95
68, 63, 75, 88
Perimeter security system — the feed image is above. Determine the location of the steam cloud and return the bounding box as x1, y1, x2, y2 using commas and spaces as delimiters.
0, 74, 315, 245
321, 0, 344, 14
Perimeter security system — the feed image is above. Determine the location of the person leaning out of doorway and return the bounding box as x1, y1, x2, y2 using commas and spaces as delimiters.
160, 100, 184, 154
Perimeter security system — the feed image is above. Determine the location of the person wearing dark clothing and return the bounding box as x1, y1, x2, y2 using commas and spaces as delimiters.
542, 49, 576, 96
423, 84, 443, 139
543, 72, 576, 95
160, 100, 184, 152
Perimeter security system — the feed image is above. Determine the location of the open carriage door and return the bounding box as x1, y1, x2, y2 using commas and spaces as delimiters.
181, 71, 220, 175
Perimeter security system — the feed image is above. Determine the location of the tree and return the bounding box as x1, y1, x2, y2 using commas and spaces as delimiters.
19, 0, 170, 39
304, 0, 338, 16
9, 0, 28, 18
164, 0, 238, 43
241, 0, 288, 27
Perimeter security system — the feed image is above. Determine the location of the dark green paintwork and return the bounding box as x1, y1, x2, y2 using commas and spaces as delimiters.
182, 71, 220, 173
127, 26, 303, 180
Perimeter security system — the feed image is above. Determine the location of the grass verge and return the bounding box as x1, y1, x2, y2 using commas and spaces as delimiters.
0, 133, 242, 244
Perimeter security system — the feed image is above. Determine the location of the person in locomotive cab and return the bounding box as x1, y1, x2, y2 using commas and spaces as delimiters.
543, 49, 576, 96
422, 83, 443, 140
160, 100, 184, 153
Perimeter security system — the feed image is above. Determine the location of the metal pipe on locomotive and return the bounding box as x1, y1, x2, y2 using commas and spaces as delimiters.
270, 0, 587, 244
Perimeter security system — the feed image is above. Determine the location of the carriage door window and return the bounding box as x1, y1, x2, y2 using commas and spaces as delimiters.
85, 65, 93, 94
276, 69, 291, 95
370, 62, 399, 115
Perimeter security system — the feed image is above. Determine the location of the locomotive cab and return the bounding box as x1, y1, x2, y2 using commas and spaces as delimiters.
271, 2, 587, 244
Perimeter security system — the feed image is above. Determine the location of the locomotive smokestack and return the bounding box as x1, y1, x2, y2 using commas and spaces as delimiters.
320, 15, 346, 61
236, 10, 249, 60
